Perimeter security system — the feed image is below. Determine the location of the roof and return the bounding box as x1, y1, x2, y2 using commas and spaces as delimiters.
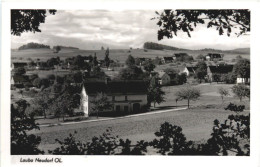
207, 53, 222, 58
158, 71, 168, 78
163, 57, 174, 61
208, 65, 233, 73
12, 75, 29, 83
83, 80, 148, 95
186, 66, 198, 73
174, 53, 189, 57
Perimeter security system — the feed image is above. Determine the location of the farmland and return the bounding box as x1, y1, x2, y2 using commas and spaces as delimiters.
11, 48, 250, 63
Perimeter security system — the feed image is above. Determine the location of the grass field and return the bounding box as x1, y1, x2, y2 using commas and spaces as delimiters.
11, 48, 250, 63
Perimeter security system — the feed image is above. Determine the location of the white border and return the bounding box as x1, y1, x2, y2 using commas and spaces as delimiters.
1, 1, 260, 167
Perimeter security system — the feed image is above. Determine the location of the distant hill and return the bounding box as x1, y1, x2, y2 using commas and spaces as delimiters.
18, 42, 50, 50
143, 42, 187, 51
143, 42, 249, 55
199, 48, 250, 54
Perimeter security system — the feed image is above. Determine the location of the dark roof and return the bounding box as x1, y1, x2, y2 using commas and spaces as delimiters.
207, 53, 222, 58
186, 66, 198, 72
163, 57, 174, 61
12, 75, 29, 83
174, 53, 188, 57
12, 62, 28, 68
83, 80, 148, 95
208, 65, 233, 73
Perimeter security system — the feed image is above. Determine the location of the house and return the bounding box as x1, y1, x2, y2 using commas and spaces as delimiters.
207, 65, 233, 82
135, 58, 152, 66
11, 75, 31, 88
80, 80, 148, 117
11, 62, 28, 69
183, 66, 198, 76
161, 57, 174, 64
236, 75, 250, 84
157, 71, 171, 86
206, 53, 224, 61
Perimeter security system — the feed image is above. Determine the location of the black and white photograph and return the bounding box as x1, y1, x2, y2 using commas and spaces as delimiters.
2, 1, 260, 166
9, 9, 251, 156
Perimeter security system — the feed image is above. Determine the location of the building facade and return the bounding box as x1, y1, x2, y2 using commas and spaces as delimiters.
81, 80, 148, 117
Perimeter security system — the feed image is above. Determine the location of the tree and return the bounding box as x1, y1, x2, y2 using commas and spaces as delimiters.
218, 87, 230, 103
125, 55, 135, 67
176, 85, 201, 108
32, 90, 52, 118
232, 84, 250, 102
195, 61, 207, 83
50, 85, 81, 121
196, 54, 206, 61
147, 76, 165, 107
93, 55, 99, 67
33, 78, 41, 88
212, 73, 221, 83
118, 65, 143, 80
233, 59, 250, 83
14, 67, 26, 75
153, 10, 250, 40
11, 10, 56, 36
143, 60, 156, 73
11, 100, 44, 154
104, 47, 110, 69
53, 46, 61, 53
150, 122, 194, 155
90, 93, 112, 118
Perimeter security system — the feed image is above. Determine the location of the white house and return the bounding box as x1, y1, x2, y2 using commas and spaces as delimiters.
157, 71, 171, 86
237, 77, 250, 84
182, 66, 198, 76
80, 80, 148, 117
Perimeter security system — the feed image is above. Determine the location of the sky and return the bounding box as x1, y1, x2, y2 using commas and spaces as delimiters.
11, 10, 250, 50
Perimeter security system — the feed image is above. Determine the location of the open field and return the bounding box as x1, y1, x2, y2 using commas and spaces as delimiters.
32, 107, 249, 154
11, 48, 250, 63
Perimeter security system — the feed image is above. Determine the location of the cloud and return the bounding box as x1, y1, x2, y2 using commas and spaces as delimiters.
11, 10, 250, 50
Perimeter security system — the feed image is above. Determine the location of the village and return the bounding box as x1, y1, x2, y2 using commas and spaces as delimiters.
9, 9, 251, 156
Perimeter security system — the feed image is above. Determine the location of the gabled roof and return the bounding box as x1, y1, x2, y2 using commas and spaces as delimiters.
186, 66, 198, 73
83, 80, 148, 95
208, 65, 233, 73
158, 71, 168, 78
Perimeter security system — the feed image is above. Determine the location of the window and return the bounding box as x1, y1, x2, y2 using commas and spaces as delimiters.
112, 96, 115, 101
125, 95, 127, 101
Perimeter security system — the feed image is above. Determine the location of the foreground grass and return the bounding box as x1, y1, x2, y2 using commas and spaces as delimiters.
32, 106, 249, 154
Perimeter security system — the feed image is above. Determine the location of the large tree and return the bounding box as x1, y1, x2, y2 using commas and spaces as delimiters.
153, 10, 250, 40
195, 61, 207, 83
176, 85, 201, 108
104, 47, 110, 69
90, 92, 112, 118
147, 76, 165, 107
233, 59, 250, 83
125, 55, 136, 67
11, 100, 44, 155
232, 84, 250, 102
11, 10, 56, 36
118, 65, 143, 80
